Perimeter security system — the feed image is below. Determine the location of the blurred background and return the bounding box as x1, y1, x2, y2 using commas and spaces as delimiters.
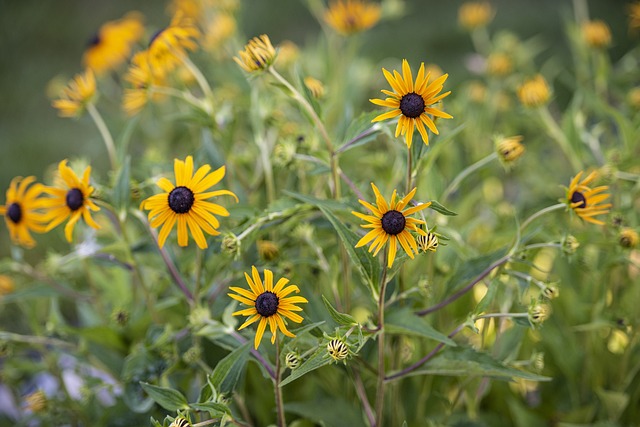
0, 0, 633, 247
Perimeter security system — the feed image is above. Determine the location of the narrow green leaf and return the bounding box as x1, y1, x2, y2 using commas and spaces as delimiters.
322, 295, 357, 326
116, 115, 140, 159
473, 277, 501, 315
386, 309, 456, 346
285, 398, 366, 427
113, 156, 130, 215
140, 382, 189, 411
445, 247, 509, 294
395, 346, 551, 382
189, 402, 231, 417
211, 342, 250, 394
280, 348, 331, 387
429, 200, 457, 216
337, 111, 382, 153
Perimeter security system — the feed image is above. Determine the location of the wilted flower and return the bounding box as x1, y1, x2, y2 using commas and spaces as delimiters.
582, 20, 612, 49
496, 135, 525, 164
458, 2, 494, 30
257, 239, 280, 261
619, 228, 639, 249
518, 75, 550, 108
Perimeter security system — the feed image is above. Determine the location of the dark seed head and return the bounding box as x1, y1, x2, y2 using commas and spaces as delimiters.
66, 188, 84, 211
381, 210, 406, 235
399, 92, 426, 118
570, 191, 587, 208
168, 186, 195, 214
7, 203, 22, 224
255, 291, 279, 317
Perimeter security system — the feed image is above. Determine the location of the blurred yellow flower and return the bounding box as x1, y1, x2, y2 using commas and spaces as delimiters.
83, 12, 145, 75
496, 135, 525, 164
370, 59, 452, 147
582, 20, 612, 49
41, 160, 100, 242
628, 1, 640, 31
25, 390, 47, 413
467, 81, 487, 103
486, 52, 513, 77
147, 12, 200, 77
0, 275, 14, 296
458, 2, 494, 30
203, 13, 236, 51
257, 239, 280, 261
619, 228, 639, 249
304, 76, 325, 98
123, 51, 167, 115
0, 176, 47, 248
517, 74, 550, 108
234, 34, 277, 73
140, 155, 238, 249
565, 170, 612, 225
276, 40, 300, 68
52, 69, 96, 117
324, 0, 381, 35
628, 87, 640, 108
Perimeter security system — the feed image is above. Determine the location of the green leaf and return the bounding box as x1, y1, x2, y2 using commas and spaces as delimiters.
140, 382, 189, 411
337, 111, 382, 153
386, 308, 456, 346
473, 277, 501, 315
428, 200, 457, 216
280, 347, 331, 387
211, 342, 250, 394
322, 295, 357, 326
116, 115, 140, 160
189, 402, 231, 417
113, 156, 130, 215
285, 398, 367, 427
74, 326, 126, 352
395, 346, 551, 382
445, 247, 509, 294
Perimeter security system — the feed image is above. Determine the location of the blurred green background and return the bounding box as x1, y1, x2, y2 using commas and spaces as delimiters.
0, 0, 632, 248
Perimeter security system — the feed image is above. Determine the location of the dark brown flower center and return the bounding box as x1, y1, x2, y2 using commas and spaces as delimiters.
87, 33, 101, 47
570, 191, 587, 208
7, 203, 22, 224
149, 28, 165, 47
255, 291, 279, 317
381, 210, 406, 235
399, 92, 425, 118
168, 186, 195, 214
66, 188, 84, 211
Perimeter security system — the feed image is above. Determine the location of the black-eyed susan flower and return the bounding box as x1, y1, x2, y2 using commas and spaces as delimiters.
324, 0, 381, 36
326, 338, 350, 363
565, 170, 612, 225
168, 416, 190, 427
83, 12, 145, 75
228, 266, 308, 349
41, 160, 100, 242
496, 135, 525, 164
582, 20, 612, 49
52, 69, 97, 118
352, 183, 431, 268
140, 156, 238, 249
123, 51, 167, 115
370, 59, 452, 148
619, 228, 639, 249
517, 75, 550, 108
417, 231, 439, 253
234, 34, 276, 73
0, 177, 47, 248
147, 12, 200, 77
458, 2, 494, 30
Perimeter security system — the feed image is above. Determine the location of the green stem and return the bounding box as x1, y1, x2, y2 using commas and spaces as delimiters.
86, 103, 117, 170
406, 148, 413, 194
194, 248, 205, 301
519, 203, 566, 232
275, 338, 286, 427
538, 107, 582, 172
178, 54, 214, 104
442, 152, 498, 200
474, 312, 529, 320
375, 252, 389, 426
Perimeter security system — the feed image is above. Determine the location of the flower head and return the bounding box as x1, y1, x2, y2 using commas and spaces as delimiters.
326, 338, 351, 363
304, 76, 325, 99
147, 12, 200, 77
141, 156, 238, 249
52, 69, 97, 117
486, 52, 513, 77
257, 239, 280, 261
41, 160, 100, 242
228, 266, 308, 349
203, 13, 236, 51
565, 170, 612, 225
0, 177, 47, 248
528, 303, 551, 325
234, 34, 276, 73
83, 12, 145, 75
370, 59, 452, 148
352, 183, 431, 268
630, 1, 640, 31
458, 2, 494, 30
123, 51, 167, 115
496, 135, 525, 164
0, 275, 15, 296
285, 351, 301, 369
417, 231, 439, 253
619, 228, 639, 249
582, 20, 612, 49
324, 0, 381, 35
517, 74, 550, 108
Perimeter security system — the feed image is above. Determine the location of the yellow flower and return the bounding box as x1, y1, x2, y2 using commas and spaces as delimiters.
203, 13, 236, 51
417, 231, 439, 253
123, 51, 167, 115
565, 170, 612, 225
25, 390, 47, 413
352, 183, 431, 268
234, 34, 276, 73
467, 81, 487, 103
458, 2, 494, 30
619, 228, 639, 249
0, 275, 15, 296
582, 20, 612, 49
228, 266, 308, 349
486, 52, 513, 77
140, 156, 238, 249
41, 160, 100, 242
0, 176, 47, 248
326, 338, 351, 363
257, 239, 280, 261
147, 12, 200, 77
304, 76, 325, 98
517, 74, 550, 108
324, 0, 381, 35
370, 59, 453, 148
628, 87, 640, 109
52, 69, 97, 118
628, 1, 640, 32
83, 12, 145, 75
496, 135, 525, 163
276, 40, 300, 68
